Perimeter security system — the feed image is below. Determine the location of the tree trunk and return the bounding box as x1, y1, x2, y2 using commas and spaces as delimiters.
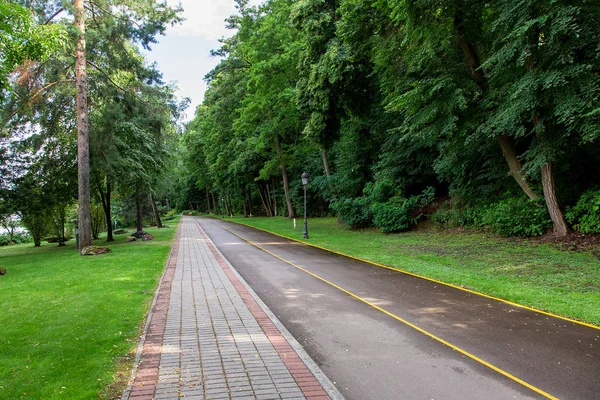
541, 161, 568, 236
496, 135, 538, 200
135, 194, 144, 233
75, 0, 92, 253
205, 187, 210, 213
526, 31, 568, 236
454, 10, 539, 200
150, 193, 163, 228
105, 178, 113, 242
97, 177, 114, 242
248, 187, 253, 217
275, 138, 295, 218
211, 190, 217, 214
258, 184, 272, 216
321, 149, 331, 177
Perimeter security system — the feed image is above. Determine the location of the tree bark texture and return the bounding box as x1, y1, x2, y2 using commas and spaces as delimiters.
496, 135, 538, 200
75, 0, 92, 252
275, 138, 295, 218
150, 193, 163, 228
541, 162, 568, 236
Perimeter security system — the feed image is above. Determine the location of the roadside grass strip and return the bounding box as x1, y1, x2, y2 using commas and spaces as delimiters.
0, 218, 179, 399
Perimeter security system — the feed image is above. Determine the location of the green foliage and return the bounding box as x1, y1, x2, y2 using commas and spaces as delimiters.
372, 187, 435, 233
330, 196, 373, 229
566, 189, 600, 234
430, 199, 476, 228
0, 1, 66, 99
476, 198, 552, 237
0, 232, 30, 246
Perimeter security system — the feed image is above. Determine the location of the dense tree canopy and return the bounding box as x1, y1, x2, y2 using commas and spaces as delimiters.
182, 0, 600, 237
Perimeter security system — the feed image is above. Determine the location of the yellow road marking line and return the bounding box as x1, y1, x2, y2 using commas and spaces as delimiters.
214, 222, 559, 400
214, 217, 600, 332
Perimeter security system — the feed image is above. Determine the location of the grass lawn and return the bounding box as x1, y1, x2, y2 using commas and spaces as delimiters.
0, 218, 180, 399
220, 216, 600, 327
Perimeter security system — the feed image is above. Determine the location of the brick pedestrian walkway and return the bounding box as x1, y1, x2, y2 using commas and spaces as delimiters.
122, 217, 338, 400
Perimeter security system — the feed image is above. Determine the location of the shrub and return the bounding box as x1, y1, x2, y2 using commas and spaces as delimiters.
476, 197, 551, 237
45, 236, 71, 243
0, 232, 32, 246
331, 197, 373, 229
372, 187, 435, 233
565, 188, 600, 234
430, 199, 476, 228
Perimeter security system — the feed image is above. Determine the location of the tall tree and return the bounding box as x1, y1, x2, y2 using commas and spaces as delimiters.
74, 0, 91, 251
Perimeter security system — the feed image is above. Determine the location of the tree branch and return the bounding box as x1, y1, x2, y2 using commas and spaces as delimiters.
44, 8, 64, 25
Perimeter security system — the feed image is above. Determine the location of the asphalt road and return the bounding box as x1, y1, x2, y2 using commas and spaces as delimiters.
195, 217, 600, 400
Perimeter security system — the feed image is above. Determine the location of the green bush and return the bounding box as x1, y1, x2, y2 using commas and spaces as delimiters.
45, 236, 71, 243
0, 232, 32, 246
430, 199, 476, 228
331, 197, 373, 229
565, 188, 600, 234
476, 197, 551, 237
372, 187, 435, 233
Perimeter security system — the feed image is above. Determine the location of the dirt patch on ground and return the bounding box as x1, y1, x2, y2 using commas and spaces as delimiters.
527, 232, 600, 254
100, 349, 137, 400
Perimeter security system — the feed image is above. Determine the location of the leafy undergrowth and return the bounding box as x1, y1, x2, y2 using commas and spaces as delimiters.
0, 218, 180, 399
222, 216, 600, 327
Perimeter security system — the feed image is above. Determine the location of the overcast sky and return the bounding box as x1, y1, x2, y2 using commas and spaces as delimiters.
143, 0, 261, 122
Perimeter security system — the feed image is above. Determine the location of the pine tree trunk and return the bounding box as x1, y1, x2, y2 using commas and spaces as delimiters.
496, 135, 538, 200
150, 193, 163, 228
321, 149, 331, 177
135, 194, 144, 233
75, 0, 92, 253
275, 138, 295, 218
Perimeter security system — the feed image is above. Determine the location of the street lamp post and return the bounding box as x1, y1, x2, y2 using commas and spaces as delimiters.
221, 196, 225, 218
301, 172, 309, 239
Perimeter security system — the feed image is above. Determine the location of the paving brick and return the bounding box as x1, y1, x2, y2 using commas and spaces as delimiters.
123, 218, 330, 400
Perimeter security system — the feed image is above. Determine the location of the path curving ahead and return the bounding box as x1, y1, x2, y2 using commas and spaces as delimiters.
122, 217, 340, 400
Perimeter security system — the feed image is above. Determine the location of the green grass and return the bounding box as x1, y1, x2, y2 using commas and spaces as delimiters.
222, 216, 600, 327
0, 218, 180, 399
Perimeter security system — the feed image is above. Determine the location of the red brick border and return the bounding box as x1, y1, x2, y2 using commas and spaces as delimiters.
193, 219, 331, 400
127, 223, 182, 399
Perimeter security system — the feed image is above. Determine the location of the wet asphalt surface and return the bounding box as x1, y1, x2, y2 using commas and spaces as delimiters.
196, 217, 600, 400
